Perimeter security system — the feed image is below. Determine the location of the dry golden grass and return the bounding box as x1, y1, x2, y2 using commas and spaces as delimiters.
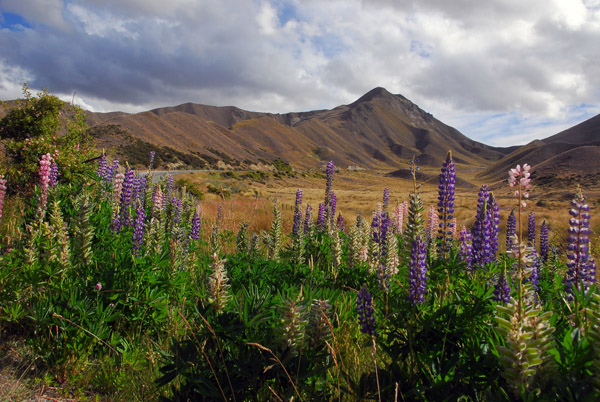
180, 168, 599, 257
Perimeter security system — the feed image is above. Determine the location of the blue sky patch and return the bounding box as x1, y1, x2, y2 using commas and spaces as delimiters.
0, 12, 31, 30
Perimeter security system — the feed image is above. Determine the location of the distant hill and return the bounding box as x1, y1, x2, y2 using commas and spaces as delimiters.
83, 87, 513, 170
478, 114, 600, 184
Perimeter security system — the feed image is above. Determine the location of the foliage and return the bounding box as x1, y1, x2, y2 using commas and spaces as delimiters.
0, 84, 95, 192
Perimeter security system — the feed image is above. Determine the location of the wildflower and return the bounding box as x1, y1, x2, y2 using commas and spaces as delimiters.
119, 169, 136, 228
190, 205, 202, 240
149, 151, 156, 169
336, 213, 345, 232
506, 210, 517, 253
489, 193, 501, 259
96, 283, 102, 291
292, 189, 303, 237
508, 164, 531, 208
304, 204, 313, 236
0, 175, 6, 222
49, 161, 59, 186
409, 235, 427, 304
357, 285, 376, 336
382, 188, 390, 213
493, 271, 511, 303
207, 253, 230, 312
393, 202, 404, 234
317, 202, 326, 231
472, 185, 492, 267
458, 226, 473, 270
426, 204, 438, 245
437, 150, 456, 256
564, 187, 594, 294
132, 204, 146, 256
38, 153, 53, 212
527, 212, 536, 246
540, 220, 549, 263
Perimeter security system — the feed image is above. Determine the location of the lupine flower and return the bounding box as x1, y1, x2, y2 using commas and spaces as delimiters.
437, 150, 456, 256
409, 235, 427, 304
426, 204, 438, 244
97, 154, 109, 180
472, 185, 492, 268
0, 175, 6, 222
304, 204, 313, 235
132, 204, 146, 256
330, 191, 337, 228
540, 220, 549, 263
506, 209, 517, 253
171, 197, 183, 237
527, 212, 536, 246
165, 174, 174, 200
564, 187, 594, 294
292, 189, 303, 237
493, 271, 511, 303
149, 151, 156, 169
49, 161, 59, 186
489, 193, 500, 259
152, 186, 164, 218
190, 205, 202, 240
336, 213, 345, 232
458, 226, 473, 270
317, 202, 326, 230
357, 285, 376, 336
451, 218, 458, 240
383, 188, 390, 213
109, 158, 120, 184
208, 253, 230, 312
393, 202, 404, 234
324, 160, 334, 209
119, 169, 136, 228
38, 153, 53, 211
508, 164, 531, 208
112, 173, 125, 232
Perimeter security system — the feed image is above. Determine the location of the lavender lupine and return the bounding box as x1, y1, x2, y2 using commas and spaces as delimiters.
409, 235, 428, 305
564, 187, 594, 294
119, 168, 136, 228
494, 270, 511, 303
330, 191, 337, 228
527, 212, 536, 246
506, 210, 517, 253
324, 161, 335, 226
132, 204, 146, 256
0, 175, 6, 222
292, 189, 303, 237
111, 173, 125, 232
489, 192, 501, 259
336, 213, 345, 232
38, 153, 53, 212
437, 150, 456, 257
317, 203, 326, 231
149, 151, 156, 169
304, 204, 313, 236
472, 185, 492, 268
190, 205, 202, 240
109, 158, 120, 184
357, 285, 376, 337
458, 226, 473, 270
97, 154, 109, 180
49, 161, 59, 186
540, 220, 549, 263
382, 188, 390, 214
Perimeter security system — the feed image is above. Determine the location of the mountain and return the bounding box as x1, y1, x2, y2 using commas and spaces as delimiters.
86, 87, 513, 170
477, 114, 600, 183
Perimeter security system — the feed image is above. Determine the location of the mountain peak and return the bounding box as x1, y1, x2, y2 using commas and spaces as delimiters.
351, 87, 395, 105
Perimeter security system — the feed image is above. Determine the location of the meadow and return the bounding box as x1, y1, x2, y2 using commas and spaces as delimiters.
1, 146, 600, 402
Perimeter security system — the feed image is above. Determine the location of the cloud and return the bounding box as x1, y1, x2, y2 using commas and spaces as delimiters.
0, 0, 598, 146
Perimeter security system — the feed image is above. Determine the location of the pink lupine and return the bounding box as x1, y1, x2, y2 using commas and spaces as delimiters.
0, 174, 7, 221
508, 164, 531, 208
38, 153, 53, 211
393, 203, 404, 234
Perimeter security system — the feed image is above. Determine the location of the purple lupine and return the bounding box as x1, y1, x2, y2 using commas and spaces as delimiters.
119, 168, 136, 228
304, 204, 313, 235
97, 154, 109, 180
0, 175, 6, 222
132, 204, 146, 256
472, 185, 492, 268
540, 220, 549, 263
565, 188, 594, 294
527, 212, 536, 246
336, 213, 345, 232
149, 151, 156, 169
506, 209, 517, 252
357, 285, 376, 337
330, 191, 337, 227
437, 150, 456, 256
49, 161, 59, 186
489, 193, 500, 259
190, 205, 202, 240
324, 161, 334, 224
317, 202, 326, 231
458, 226, 473, 270
383, 188, 390, 214
165, 174, 174, 200
493, 272, 511, 303
292, 189, 303, 237
409, 235, 427, 305
171, 197, 183, 228
109, 159, 120, 184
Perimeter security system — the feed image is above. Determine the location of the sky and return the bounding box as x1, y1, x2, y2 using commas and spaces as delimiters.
0, 0, 599, 147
